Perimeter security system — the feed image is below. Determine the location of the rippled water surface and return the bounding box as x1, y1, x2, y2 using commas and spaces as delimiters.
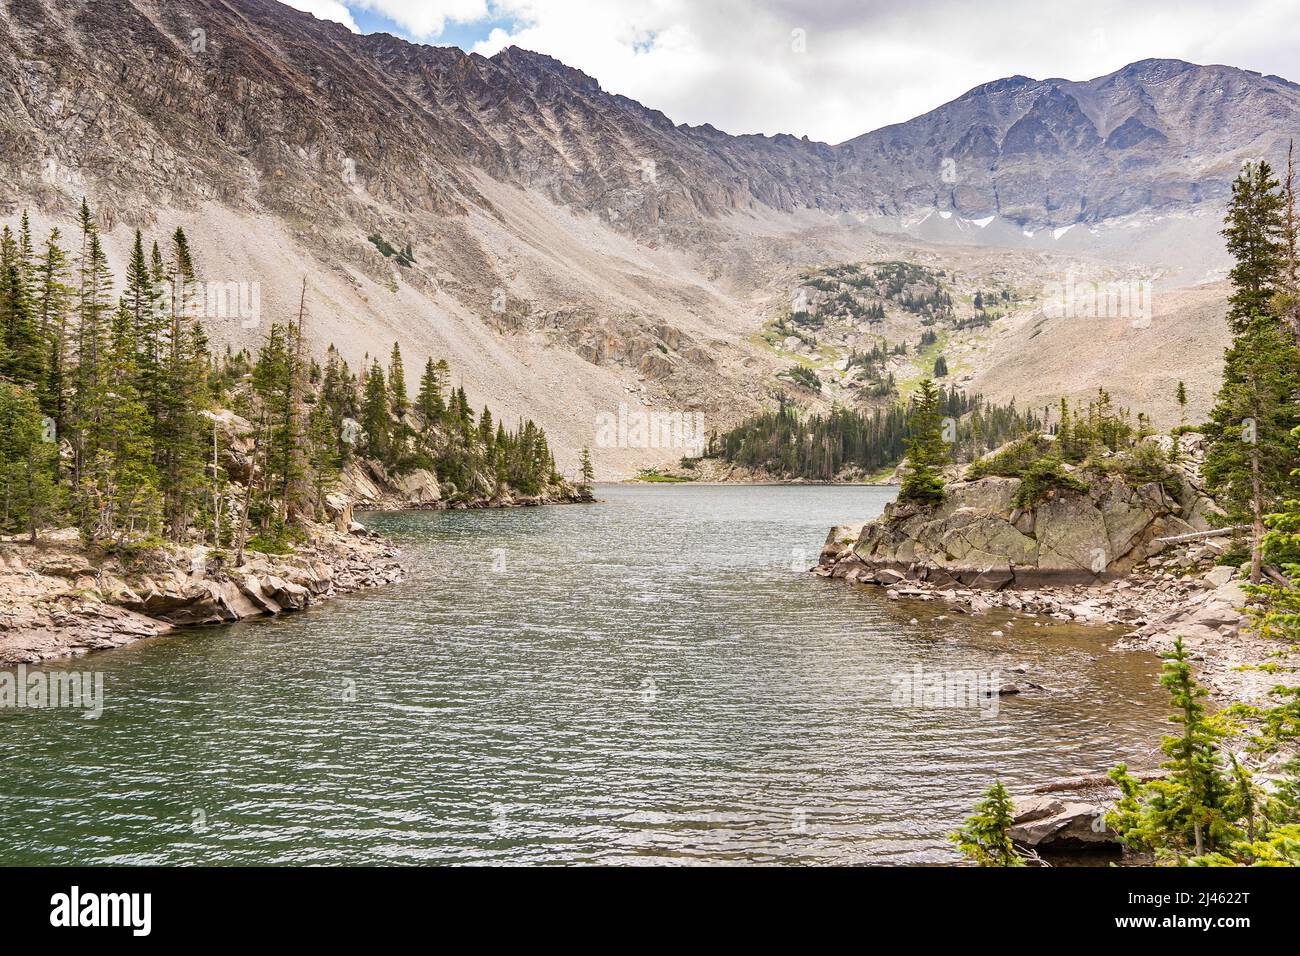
0, 484, 1170, 864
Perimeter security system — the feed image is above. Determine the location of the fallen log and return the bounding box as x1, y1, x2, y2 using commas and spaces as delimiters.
1155, 526, 1249, 544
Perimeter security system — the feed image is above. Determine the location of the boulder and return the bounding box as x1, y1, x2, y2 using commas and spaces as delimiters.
37, 553, 93, 578
323, 493, 354, 533
1202, 566, 1236, 589
874, 567, 907, 586
822, 523, 865, 562
259, 574, 311, 611
238, 576, 282, 614
125, 578, 209, 614
1036, 494, 1109, 574
1008, 796, 1116, 849
157, 581, 261, 625
393, 468, 440, 505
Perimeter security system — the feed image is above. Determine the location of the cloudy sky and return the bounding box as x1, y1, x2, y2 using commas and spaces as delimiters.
283, 0, 1300, 143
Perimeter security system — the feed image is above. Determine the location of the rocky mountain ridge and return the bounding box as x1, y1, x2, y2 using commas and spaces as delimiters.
1, 0, 1292, 474
4, 3, 1295, 234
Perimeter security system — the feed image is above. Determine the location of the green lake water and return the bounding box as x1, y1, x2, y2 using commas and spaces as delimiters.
0, 484, 1168, 864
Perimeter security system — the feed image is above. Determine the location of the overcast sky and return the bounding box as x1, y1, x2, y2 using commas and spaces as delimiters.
283, 0, 1300, 143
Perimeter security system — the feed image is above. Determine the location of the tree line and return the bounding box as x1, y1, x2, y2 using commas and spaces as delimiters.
706, 387, 1038, 482
0, 202, 569, 553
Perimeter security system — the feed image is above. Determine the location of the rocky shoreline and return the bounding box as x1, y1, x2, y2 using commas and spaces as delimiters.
817, 529, 1285, 705
811, 433, 1293, 705
818, 521, 1298, 857
0, 466, 594, 667
0, 513, 404, 667
338, 458, 591, 510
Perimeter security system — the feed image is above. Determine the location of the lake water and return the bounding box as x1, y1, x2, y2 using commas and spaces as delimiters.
0, 484, 1169, 864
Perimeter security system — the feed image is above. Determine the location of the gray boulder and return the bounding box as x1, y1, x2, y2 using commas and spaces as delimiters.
1008, 796, 1116, 849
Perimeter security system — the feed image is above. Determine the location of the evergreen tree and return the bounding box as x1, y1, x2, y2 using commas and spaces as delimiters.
33, 229, 71, 436
388, 341, 408, 418
361, 359, 391, 464
0, 382, 59, 542
73, 226, 114, 483
1206, 158, 1300, 581
415, 357, 446, 427
1276, 141, 1300, 338
123, 229, 165, 430
80, 301, 160, 541
150, 229, 212, 539
899, 379, 949, 505
950, 781, 1025, 866
1204, 317, 1300, 582
1222, 160, 1286, 332
306, 394, 340, 515
1108, 640, 1235, 862
0, 224, 43, 385
579, 447, 595, 498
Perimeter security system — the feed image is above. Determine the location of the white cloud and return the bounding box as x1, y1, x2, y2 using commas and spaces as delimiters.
287, 0, 1300, 143
472, 0, 1300, 143
281, 0, 360, 33
350, 1, 490, 38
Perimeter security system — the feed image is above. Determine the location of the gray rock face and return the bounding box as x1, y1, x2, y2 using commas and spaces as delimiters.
1008, 796, 1116, 849
0, 526, 406, 667
840, 467, 1197, 590
1, 6, 1296, 245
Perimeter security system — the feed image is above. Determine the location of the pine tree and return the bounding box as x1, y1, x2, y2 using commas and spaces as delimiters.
33, 229, 71, 435
1278, 140, 1300, 338
899, 379, 949, 505
1161, 639, 1230, 857
73, 226, 114, 483
0, 224, 43, 385
0, 382, 59, 543
124, 229, 164, 429
1206, 157, 1300, 581
579, 446, 595, 498
306, 394, 340, 515
361, 359, 391, 464
933, 354, 948, 378
1176, 381, 1188, 425
149, 228, 213, 540
415, 357, 446, 428
1222, 160, 1286, 333
1203, 317, 1300, 584
951, 781, 1025, 866
388, 341, 408, 418
81, 301, 160, 541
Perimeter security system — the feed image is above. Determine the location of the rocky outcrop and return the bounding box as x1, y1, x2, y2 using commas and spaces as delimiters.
0, 522, 403, 666
337, 457, 585, 510
339, 460, 442, 510
824, 468, 1207, 590
1008, 795, 1116, 852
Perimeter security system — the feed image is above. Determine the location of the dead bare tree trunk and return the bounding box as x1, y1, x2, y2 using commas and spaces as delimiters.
1250, 442, 1264, 585
1285, 140, 1300, 341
